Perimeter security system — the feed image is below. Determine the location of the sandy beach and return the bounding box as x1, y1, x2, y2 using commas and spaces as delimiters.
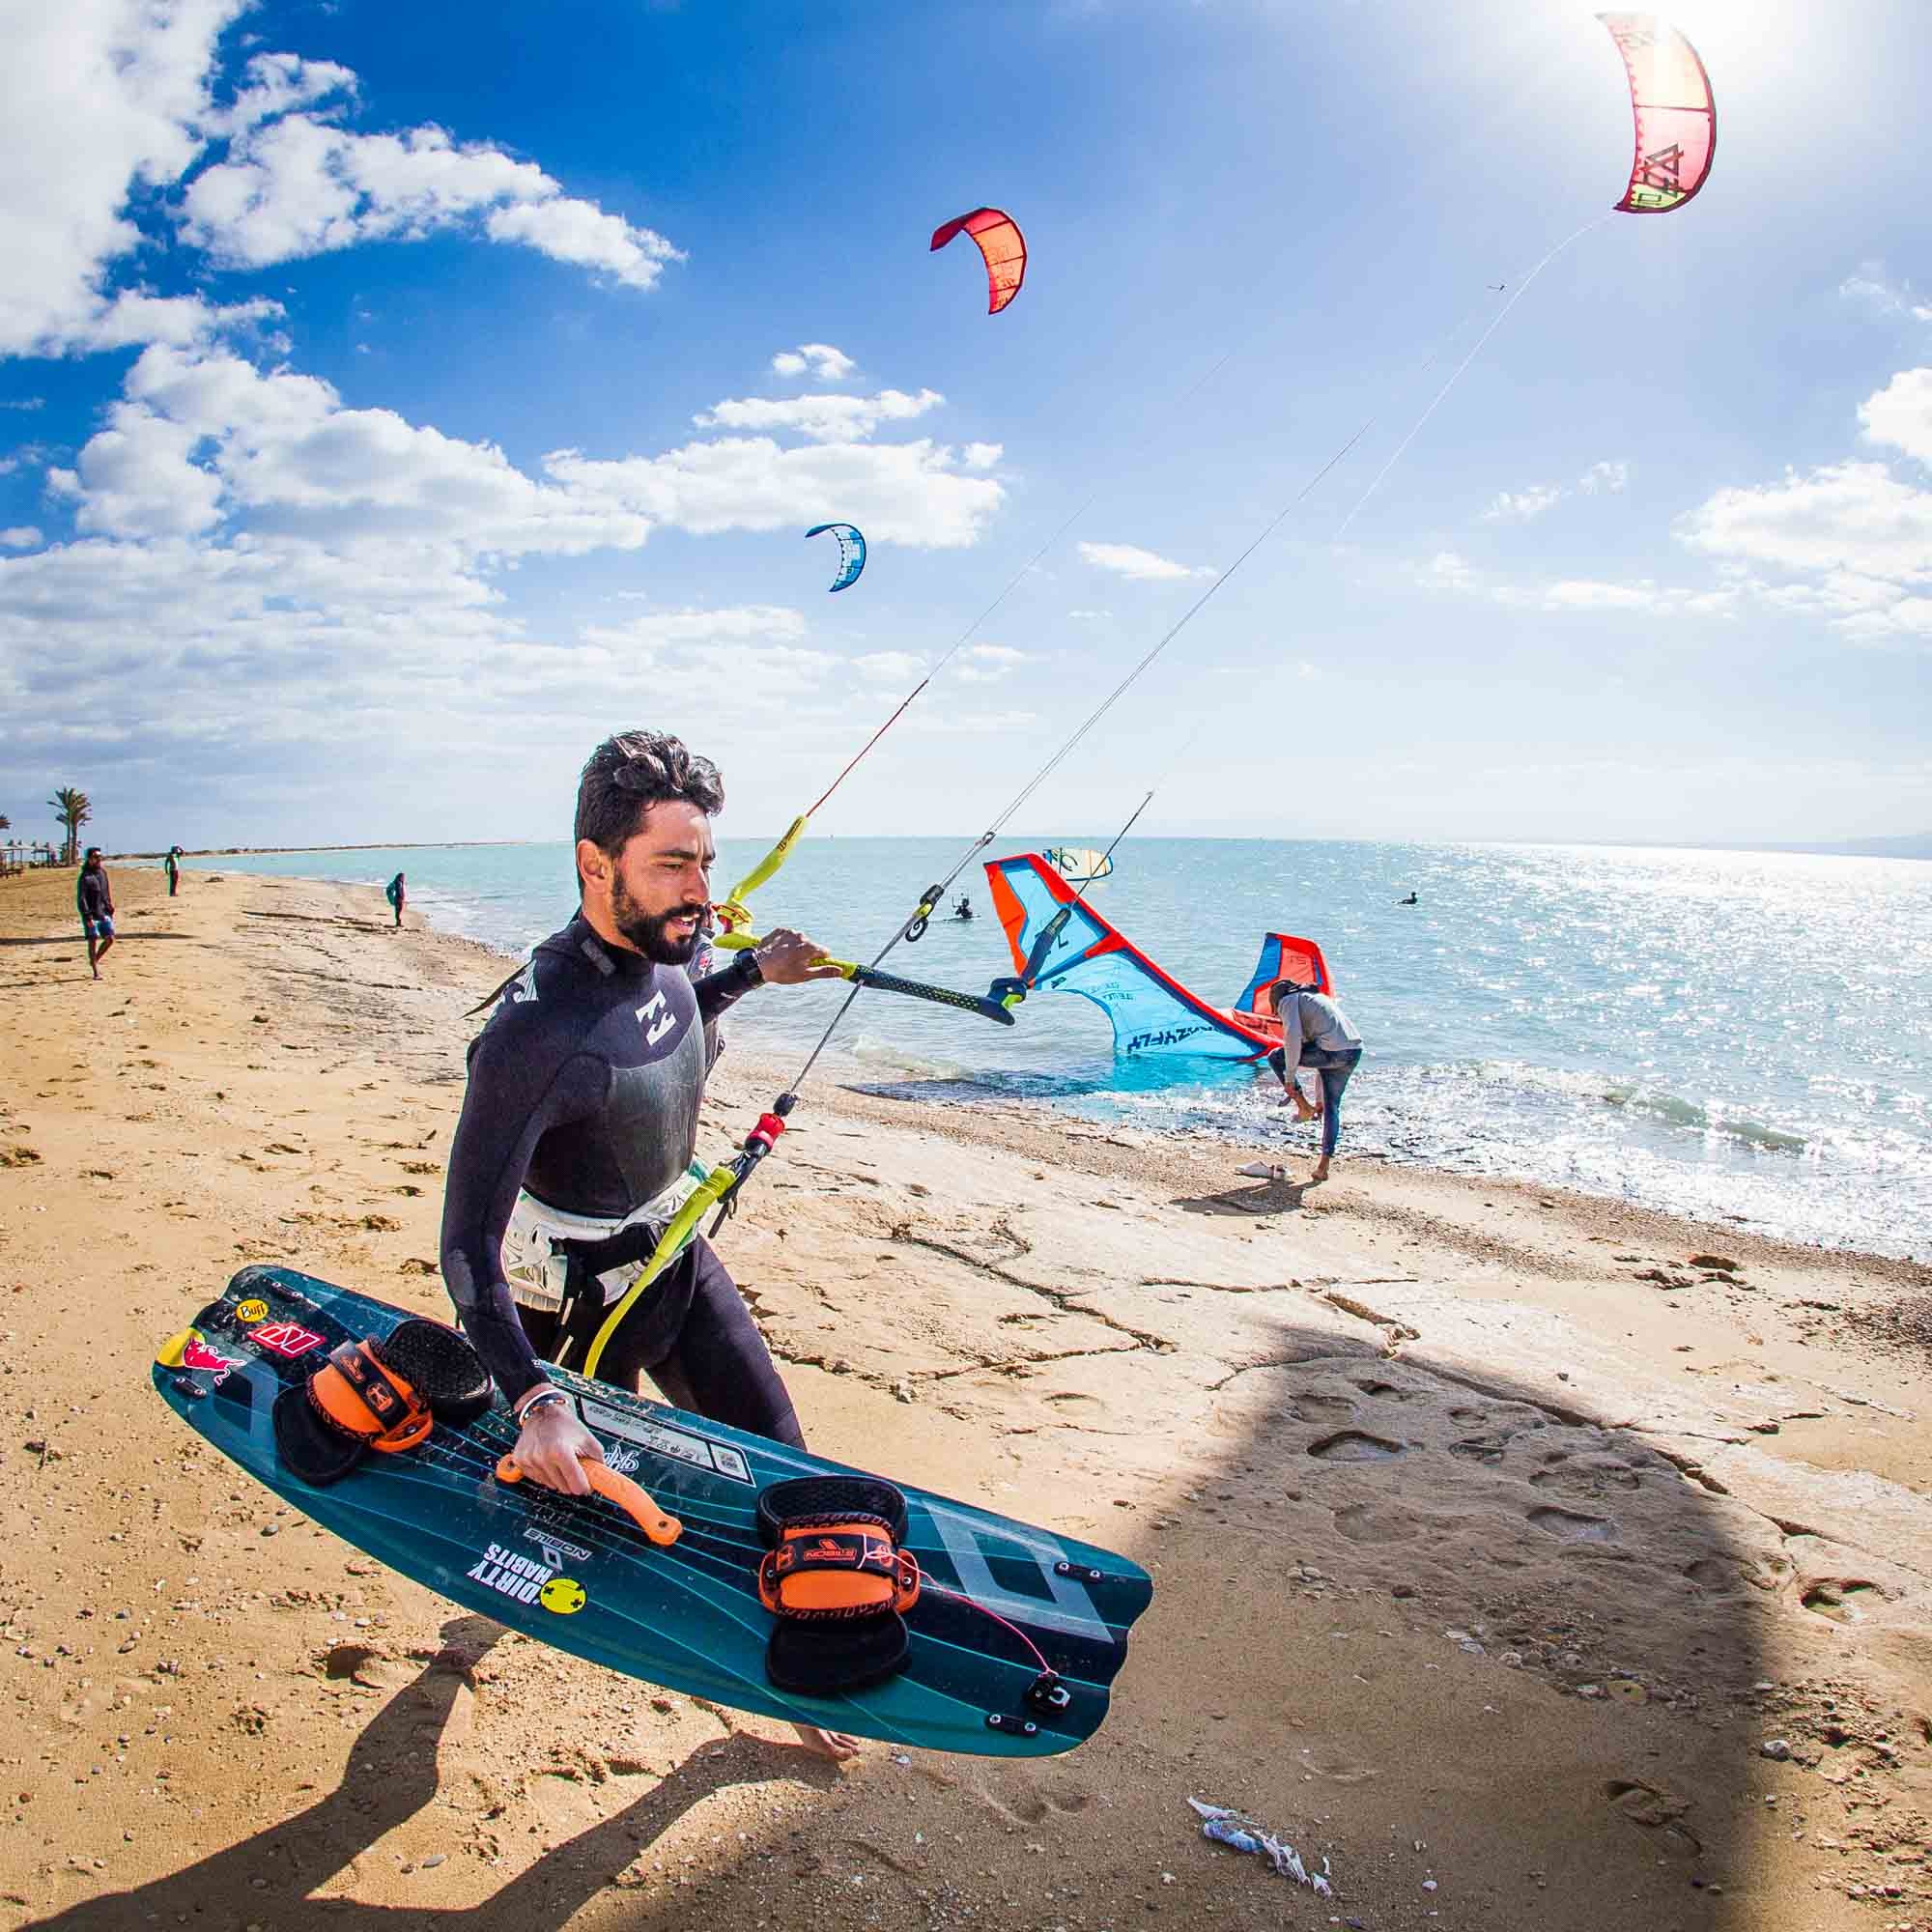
1, 863, 1928, 1932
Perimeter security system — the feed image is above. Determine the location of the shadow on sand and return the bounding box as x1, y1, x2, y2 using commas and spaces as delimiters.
25, 1619, 843, 1932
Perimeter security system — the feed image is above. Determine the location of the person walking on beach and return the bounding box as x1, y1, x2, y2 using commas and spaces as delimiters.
1268, 978, 1362, 1183
77, 846, 115, 979
439, 730, 852, 1756
164, 845, 182, 896
384, 871, 406, 927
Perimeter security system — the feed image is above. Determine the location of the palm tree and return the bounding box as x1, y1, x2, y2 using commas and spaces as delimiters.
48, 787, 91, 867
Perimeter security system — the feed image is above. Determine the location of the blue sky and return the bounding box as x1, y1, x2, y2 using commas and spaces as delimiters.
1, 0, 1928, 852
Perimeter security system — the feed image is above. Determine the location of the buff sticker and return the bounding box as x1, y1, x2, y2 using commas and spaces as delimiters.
234, 1298, 270, 1323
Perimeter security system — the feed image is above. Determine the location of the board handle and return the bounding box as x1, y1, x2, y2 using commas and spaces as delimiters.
496, 1453, 683, 1548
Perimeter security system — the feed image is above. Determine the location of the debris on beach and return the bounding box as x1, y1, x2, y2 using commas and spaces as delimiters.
1186, 1797, 1333, 1897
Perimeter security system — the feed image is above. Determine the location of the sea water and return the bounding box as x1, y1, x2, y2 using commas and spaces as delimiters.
190, 838, 1932, 1260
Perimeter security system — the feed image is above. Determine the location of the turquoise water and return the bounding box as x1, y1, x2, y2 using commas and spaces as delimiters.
189, 838, 1932, 1260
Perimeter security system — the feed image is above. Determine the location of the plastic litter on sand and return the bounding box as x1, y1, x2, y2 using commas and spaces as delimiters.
1187, 1798, 1333, 1897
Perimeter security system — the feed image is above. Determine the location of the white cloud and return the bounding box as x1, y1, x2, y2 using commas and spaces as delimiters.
693, 387, 943, 444
1858, 368, 1932, 468
1066, 608, 1111, 620
550, 434, 1003, 549
205, 50, 357, 138
1839, 265, 1932, 326
1479, 462, 1629, 523
0, 398, 44, 412
582, 605, 808, 651
0, 0, 240, 356
0, 7, 679, 360
1421, 551, 1478, 591
1418, 548, 1736, 616
961, 441, 1002, 471
1077, 541, 1215, 582
47, 400, 225, 538
952, 643, 1028, 684
1665, 368, 1932, 648
1482, 484, 1563, 523
771, 344, 855, 383
1677, 460, 1932, 586
900, 707, 1039, 736
852, 649, 926, 683
0, 527, 42, 550
182, 113, 682, 291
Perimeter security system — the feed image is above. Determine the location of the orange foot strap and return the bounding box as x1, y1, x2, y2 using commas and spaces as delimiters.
497, 1452, 682, 1548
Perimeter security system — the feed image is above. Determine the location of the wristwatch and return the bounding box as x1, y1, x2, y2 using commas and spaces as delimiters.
733, 947, 765, 988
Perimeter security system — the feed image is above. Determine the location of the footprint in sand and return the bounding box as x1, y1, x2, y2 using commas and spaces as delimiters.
1528, 1505, 1617, 1542
1350, 1378, 1419, 1402
965, 1782, 1097, 1828
1604, 1778, 1701, 1856
1682, 1555, 1749, 1596
1290, 1393, 1356, 1423
1307, 1431, 1406, 1462
1801, 1577, 1886, 1623
1529, 1453, 1642, 1499
1332, 1502, 1421, 1544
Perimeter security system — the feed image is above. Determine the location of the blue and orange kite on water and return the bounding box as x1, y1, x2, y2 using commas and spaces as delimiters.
931, 208, 1027, 314
1598, 14, 1717, 213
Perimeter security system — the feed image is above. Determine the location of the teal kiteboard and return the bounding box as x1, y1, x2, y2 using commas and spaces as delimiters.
153, 1264, 1151, 1757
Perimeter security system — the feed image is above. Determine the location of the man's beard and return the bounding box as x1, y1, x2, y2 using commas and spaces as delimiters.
610, 876, 704, 965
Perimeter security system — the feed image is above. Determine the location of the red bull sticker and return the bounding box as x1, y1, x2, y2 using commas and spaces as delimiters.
181, 1337, 245, 1383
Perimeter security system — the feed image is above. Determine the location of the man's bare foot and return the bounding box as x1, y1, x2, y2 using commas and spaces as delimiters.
791, 1722, 861, 1761
1309, 1159, 1330, 1183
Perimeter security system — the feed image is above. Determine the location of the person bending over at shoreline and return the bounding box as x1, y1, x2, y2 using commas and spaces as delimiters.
1268, 977, 1362, 1183
384, 870, 406, 927
77, 847, 115, 979
438, 730, 852, 1756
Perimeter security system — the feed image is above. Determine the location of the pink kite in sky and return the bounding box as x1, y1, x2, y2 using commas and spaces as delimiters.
930, 208, 1027, 314
1598, 14, 1717, 213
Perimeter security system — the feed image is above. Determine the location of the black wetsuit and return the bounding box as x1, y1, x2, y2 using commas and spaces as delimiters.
439, 915, 801, 1446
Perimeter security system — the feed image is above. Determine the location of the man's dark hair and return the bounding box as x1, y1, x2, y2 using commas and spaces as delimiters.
574, 731, 724, 894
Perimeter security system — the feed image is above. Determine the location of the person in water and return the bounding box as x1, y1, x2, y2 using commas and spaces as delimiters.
953, 895, 974, 920
384, 871, 406, 927
164, 845, 183, 896
1399, 892, 1418, 906
77, 846, 115, 979
1268, 977, 1362, 1183
439, 730, 853, 1756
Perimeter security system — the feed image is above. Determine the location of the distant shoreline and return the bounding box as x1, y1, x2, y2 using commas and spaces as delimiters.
102, 831, 1932, 862
111, 839, 546, 860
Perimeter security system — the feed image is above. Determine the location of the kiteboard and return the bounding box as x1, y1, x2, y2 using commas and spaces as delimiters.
153, 1264, 1151, 1757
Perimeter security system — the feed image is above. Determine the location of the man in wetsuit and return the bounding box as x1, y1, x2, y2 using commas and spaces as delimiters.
385, 871, 406, 927
439, 730, 852, 1753
164, 846, 182, 896
77, 847, 115, 979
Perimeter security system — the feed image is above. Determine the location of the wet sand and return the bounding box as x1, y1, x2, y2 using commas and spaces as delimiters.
1, 865, 1928, 1932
